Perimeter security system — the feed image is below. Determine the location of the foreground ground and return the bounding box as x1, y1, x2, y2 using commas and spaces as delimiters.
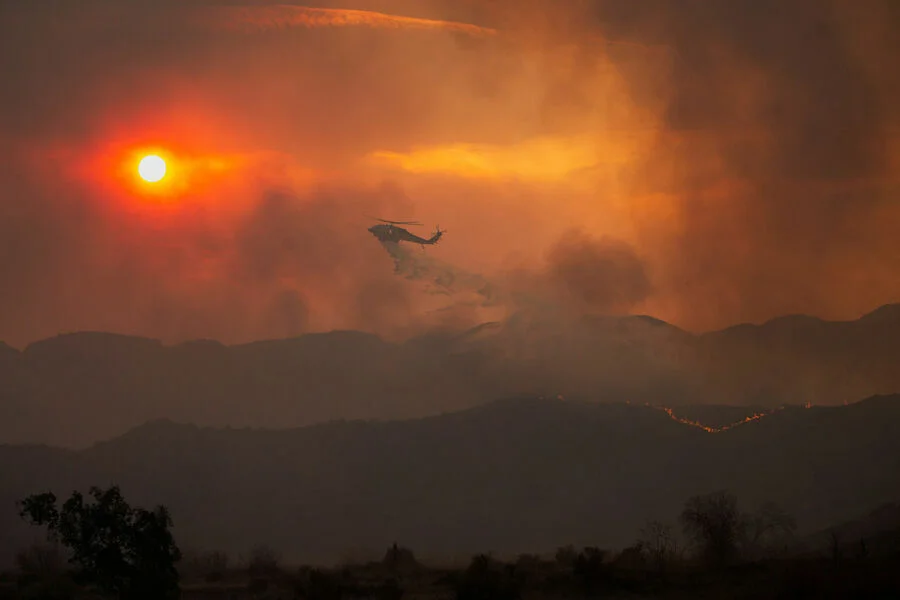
2, 551, 899, 599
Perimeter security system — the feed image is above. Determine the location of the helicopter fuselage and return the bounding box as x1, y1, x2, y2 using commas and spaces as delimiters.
368, 223, 442, 245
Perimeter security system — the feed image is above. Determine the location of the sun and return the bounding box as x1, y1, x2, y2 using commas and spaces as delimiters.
138, 154, 167, 183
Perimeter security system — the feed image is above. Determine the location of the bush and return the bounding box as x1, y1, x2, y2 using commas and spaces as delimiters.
512, 554, 543, 584
195, 550, 230, 582
15, 577, 80, 600
294, 568, 342, 600
572, 547, 607, 593
382, 543, 418, 576
247, 544, 281, 579
14, 545, 65, 579
638, 520, 678, 575
554, 545, 577, 567
681, 491, 743, 567
377, 578, 404, 600
455, 555, 520, 600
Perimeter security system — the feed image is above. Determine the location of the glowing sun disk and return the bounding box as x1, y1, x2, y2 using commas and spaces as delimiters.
138, 155, 167, 182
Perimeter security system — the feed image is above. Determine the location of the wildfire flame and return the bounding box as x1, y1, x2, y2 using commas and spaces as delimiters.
531, 397, 813, 432
652, 405, 795, 433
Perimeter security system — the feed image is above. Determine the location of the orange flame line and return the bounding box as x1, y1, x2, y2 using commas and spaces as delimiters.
651, 405, 794, 433
202, 5, 498, 38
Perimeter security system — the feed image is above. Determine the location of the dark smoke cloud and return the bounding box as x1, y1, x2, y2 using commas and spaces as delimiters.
446, 0, 900, 329
590, 0, 900, 328
1, 0, 899, 346
544, 231, 651, 314
0, 155, 423, 345
381, 227, 651, 322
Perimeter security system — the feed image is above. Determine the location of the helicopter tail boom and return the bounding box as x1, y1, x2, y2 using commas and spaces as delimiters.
427, 226, 444, 245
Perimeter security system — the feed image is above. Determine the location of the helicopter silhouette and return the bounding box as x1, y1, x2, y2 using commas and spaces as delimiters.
367, 218, 444, 247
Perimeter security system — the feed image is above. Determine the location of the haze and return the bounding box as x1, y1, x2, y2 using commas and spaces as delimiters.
1, 0, 898, 348
5, 4, 900, 595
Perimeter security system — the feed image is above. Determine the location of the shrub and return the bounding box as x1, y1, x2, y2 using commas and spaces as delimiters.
247, 544, 281, 579
455, 554, 520, 600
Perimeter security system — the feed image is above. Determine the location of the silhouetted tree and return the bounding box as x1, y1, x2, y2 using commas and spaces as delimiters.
741, 501, 797, 559
14, 544, 65, 580
831, 531, 842, 568
680, 490, 742, 567
294, 568, 343, 600
456, 554, 520, 600
554, 545, 577, 567
512, 554, 543, 585
191, 550, 230, 583
377, 577, 404, 600
247, 544, 281, 579
638, 520, 677, 575
13, 543, 76, 598
858, 538, 868, 560
382, 543, 418, 576
17, 485, 181, 599
613, 544, 647, 571
572, 547, 606, 593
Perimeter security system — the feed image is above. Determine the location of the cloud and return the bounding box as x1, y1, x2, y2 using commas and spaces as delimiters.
367, 133, 644, 183
544, 231, 652, 314
595, 0, 900, 328
372, 225, 652, 325
200, 5, 498, 38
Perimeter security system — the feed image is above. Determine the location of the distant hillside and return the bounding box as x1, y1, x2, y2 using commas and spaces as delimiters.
1, 395, 899, 566
1, 304, 899, 447
797, 501, 900, 559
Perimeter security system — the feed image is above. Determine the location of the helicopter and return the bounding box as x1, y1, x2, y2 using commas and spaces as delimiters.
367, 218, 444, 247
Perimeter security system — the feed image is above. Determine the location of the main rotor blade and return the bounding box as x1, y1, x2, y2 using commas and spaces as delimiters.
374, 218, 424, 226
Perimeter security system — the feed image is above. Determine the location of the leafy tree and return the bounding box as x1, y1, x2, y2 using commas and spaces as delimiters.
512, 554, 542, 586
455, 555, 520, 600
17, 485, 181, 599
247, 544, 281, 579
572, 547, 606, 593
14, 543, 65, 580
831, 531, 842, 567
554, 545, 577, 567
194, 550, 230, 583
13, 543, 77, 599
382, 543, 418, 576
377, 577, 404, 600
741, 501, 797, 559
638, 520, 677, 574
294, 568, 343, 600
680, 490, 742, 567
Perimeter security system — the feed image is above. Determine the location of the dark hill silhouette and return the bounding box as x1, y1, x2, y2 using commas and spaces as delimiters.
1, 395, 898, 566
796, 500, 900, 558
696, 304, 900, 407
1, 305, 900, 447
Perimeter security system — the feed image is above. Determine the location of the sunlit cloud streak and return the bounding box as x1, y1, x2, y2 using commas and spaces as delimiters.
201, 4, 498, 38
367, 134, 649, 183
196, 3, 666, 52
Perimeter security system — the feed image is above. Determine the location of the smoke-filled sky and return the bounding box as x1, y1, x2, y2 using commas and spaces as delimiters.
1, 0, 899, 347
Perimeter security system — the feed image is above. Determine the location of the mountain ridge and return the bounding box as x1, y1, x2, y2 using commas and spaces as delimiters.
1, 394, 898, 567
6, 303, 900, 354
66, 392, 900, 451
2, 304, 899, 448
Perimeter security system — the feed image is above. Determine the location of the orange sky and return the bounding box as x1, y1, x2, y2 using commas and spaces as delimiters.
1, 0, 899, 347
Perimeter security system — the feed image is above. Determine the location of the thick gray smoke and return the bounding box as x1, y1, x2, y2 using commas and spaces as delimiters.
376, 228, 651, 322
377, 240, 497, 302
